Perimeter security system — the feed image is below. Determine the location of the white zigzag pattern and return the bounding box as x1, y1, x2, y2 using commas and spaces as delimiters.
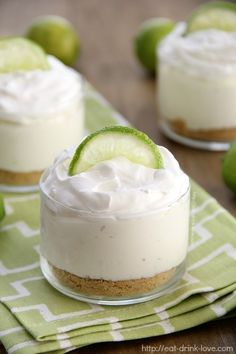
11, 303, 104, 321
154, 287, 213, 314
159, 319, 175, 334
8, 340, 37, 354
188, 243, 236, 271
189, 209, 224, 251
0, 261, 39, 276
0, 221, 39, 237
56, 333, 72, 349
156, 273, 200, 315
4, 194, 39, 216
189, 225, 212, 252
191, 197, 214, 215
158, 310, 169, 320
58, 316, 124, 341
0, 326, 23, 338
122, 318, 174, 335
204, 292, 219, 303
58, 316, 118, 332
110, 322, 123, 341
155, 243, 236, 313
1, 276, 44, 301
210, 290, 236, 317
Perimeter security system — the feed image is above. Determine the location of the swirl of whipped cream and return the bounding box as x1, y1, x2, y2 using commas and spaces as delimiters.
41, 146, 189, 217
158, 22, 236, 77
0, 56, 82, 123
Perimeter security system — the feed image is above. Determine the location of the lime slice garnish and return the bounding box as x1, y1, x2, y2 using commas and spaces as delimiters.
0, 194, 5, 222
26, 16, 80, 66
222, 141, 236, 193
186, 1, 236, 34
0, 37, 49, 73
68, 126, 164, 175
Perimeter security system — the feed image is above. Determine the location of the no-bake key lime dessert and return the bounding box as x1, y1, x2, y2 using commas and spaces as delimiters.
157, 1, 236, 147
0, 37, 84, 189
40, 126, 190, 305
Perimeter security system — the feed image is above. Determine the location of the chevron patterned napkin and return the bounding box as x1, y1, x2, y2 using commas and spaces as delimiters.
0, 84, 236, 354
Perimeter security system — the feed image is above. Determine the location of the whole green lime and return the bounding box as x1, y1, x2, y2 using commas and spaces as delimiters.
222, 141, 236, 193
134, 17, 175, 73
26, 16, 80, 66
0, 194, 5, 222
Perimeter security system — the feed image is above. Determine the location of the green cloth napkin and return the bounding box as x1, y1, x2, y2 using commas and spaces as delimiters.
0, 84, 236, 354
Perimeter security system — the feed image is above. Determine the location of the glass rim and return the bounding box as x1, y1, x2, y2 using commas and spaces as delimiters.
39, 167, 190, 220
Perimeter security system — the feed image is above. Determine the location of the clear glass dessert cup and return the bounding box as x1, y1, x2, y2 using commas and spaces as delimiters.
40, 169, 191, 306
0, 65, 84, 193
157, 24, 236, 152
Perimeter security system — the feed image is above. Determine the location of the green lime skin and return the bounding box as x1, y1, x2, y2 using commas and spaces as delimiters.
186, 1, 236, 34
0, 194, 5, 222
222, 141, 236, 193
0, 37, 49, 73
68, 126, 164, 176
134, 18, 175, 73
26, 16, 80, 66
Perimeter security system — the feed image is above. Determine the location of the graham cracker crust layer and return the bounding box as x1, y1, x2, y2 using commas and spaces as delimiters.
52, 265, 176, 297
169, 119, 236, 141
0, 169, 43, 186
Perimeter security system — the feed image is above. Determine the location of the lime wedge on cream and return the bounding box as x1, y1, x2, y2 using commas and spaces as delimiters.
0, 37, 49, 73
68, 126, 164, 175
0, 194, 5, 222
186, 1, 236, 34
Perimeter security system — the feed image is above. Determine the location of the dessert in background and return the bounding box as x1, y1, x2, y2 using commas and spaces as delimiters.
40, 126, 190, 304
157, 1, 236, 144
0, 37, 84, 187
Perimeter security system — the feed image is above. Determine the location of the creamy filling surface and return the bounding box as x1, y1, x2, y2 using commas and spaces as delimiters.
42, 146, 189, 215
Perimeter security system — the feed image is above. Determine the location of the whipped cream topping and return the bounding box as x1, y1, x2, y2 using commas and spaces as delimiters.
0, 56, 82, 123
41, 146, 189, 217
159, 23, 236, 77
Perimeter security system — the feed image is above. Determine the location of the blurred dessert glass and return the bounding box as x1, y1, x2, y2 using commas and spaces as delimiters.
0, 56, 84, 192
157, 23, 236, 150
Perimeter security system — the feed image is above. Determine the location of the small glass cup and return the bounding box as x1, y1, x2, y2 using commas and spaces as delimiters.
40, 169, 190, 305
157, 26, 236, 152
0, 77, 84, 193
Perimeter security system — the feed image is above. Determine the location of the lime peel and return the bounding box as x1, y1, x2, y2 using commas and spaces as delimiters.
186, 1, 236, 34
68, 126, 164, 175
0, 195, 5, 222
0, 37, 49, 73
222, 140, 236, 193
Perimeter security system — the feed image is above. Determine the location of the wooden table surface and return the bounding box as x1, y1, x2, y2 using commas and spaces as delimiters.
0, 0, 235, 353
